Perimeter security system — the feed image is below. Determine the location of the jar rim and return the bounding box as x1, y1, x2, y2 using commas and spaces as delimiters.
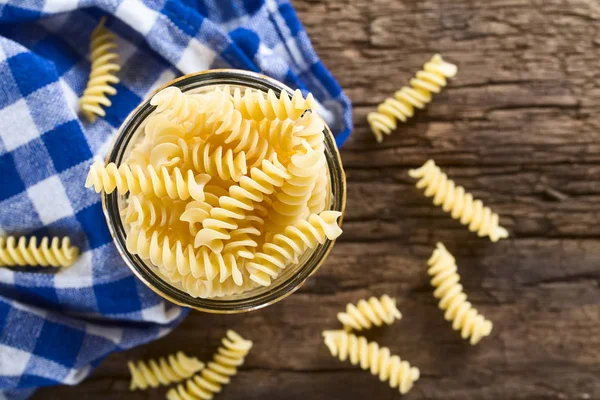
101, 69, 346, 313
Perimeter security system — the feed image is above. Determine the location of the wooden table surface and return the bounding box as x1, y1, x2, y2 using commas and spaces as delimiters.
36, 0, 600, 399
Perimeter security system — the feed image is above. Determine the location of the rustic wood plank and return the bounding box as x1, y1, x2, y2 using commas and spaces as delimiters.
34, 0, 600, 399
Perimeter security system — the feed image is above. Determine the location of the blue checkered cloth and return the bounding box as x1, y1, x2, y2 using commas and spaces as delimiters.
0, 0, 352, 398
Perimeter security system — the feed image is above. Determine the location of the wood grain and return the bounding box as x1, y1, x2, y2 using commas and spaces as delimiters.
35, 0, 600, 398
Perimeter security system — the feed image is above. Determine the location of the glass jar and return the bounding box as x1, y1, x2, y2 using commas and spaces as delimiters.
102, 69, 346, 314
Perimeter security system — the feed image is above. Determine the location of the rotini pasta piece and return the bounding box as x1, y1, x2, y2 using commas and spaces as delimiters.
85, 161, 210, 202
167, 330, 252, 400
292, 111, 326, 153
247, 211, 343, 286
180, 198, 215, 236
194, 154, 290, 253
0, 236, 79, 268
231, 87, 316, 121
191, 141, 247, 182
367, 54, 457, 142
79, 17, 120, 123
337, 294, 402, 332
256, 118, 300, 156
322, 330, 420, 395
266, 141, 325, 233
427, 243, 493, 345
408, 159, 508, 242
126, 227, 209, 279
123, 195, 186, 229
150, 86, 205, 125
308, 166, 329, 214
222, 220, 261, 260
200, 90, 272, 167
128, 351, 205, 390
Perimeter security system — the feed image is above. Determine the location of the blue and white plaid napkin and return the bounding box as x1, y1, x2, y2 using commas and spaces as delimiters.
0, 0, 352, 398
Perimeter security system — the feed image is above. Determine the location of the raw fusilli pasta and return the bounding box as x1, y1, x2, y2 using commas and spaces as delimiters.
79, 17, 120, 122
167, 330, 252, 400
194, 154, 290, 253
123, 195, 186, 229
367, 54, 457, 142
337, 294, 402, 331
85, 161, 210, 202
0, 236, 78, 268
409, 159, 508, 242
191, 141, 247, 182
428, 243, 493, 345
128, 351, 204, 390
231, 87, 316, 121
323, 330, 420, 395
247, 211, 343, 286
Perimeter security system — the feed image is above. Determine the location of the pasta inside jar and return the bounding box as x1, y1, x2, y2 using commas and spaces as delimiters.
94, 72, 346, 311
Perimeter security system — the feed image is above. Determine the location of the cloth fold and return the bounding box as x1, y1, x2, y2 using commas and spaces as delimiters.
0, 0, 352, 397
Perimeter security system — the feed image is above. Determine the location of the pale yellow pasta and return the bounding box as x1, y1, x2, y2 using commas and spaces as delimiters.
191, 141, 247, 182
123, 195, 186, 229
0, 236, 79, 268
409, 159, 508, 242
308, 166, 328, 215
428, 243, 493, 345
367, 54, 457, 142
128, 351, 204, 390
337, 294, 402, 331
167, 330, 252, 400
194, 154, 290, 253
266, 141, 325, 233
247, 211, 343, 286
79, 17, 120, 122
323, 330, 420, 395
231, 87, 316, 121
85, 161, 210, 202
85, 85, 340, 298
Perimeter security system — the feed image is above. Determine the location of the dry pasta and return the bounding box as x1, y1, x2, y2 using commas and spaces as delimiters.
323, 330, 420, 395
167, 330, 252, 400
79, 17, 120, 123
247, 211, 343, 286
231, 87, 316, 121
337, 294, 402, 331
85, 85, 341, 298
85, 161, 210, 202
367, 54, 457, 142
0, 236, 78, 268
128, 351, 204, 390
428, 243, 493, 345
409, 159, 508, 242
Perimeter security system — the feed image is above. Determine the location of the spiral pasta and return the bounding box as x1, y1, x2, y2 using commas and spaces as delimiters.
167, 330, 253, 400
308, 166, 328, 215
247, 211, 343, 286
427, 243, 493, 345
337, 295, 402, 331
85, 161, 210, 202
231, 87, 316, 121
367, 54, 457, 143
194, 154, 290, 253
409, 159, 508, 242
150, 86, 204, 125
0, 236, 79, 268
79, 17, 120, 123
191, 141, 247, 182
323, 330, 420, 395
123, 195, 186, 229
128, 351, 205, 390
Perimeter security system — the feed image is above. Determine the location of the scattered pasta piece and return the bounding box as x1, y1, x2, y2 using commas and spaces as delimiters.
337, 294, 402, 331
0, 236, 78, 268
323, 330, 420, 395
409, 159, 508, 242
128, 351, 204, 390
85, 86, 342, 298
367, 54, 457, 142
167, 330, 252, 400
428, 243, 493, 345
79, 17, 120, 122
